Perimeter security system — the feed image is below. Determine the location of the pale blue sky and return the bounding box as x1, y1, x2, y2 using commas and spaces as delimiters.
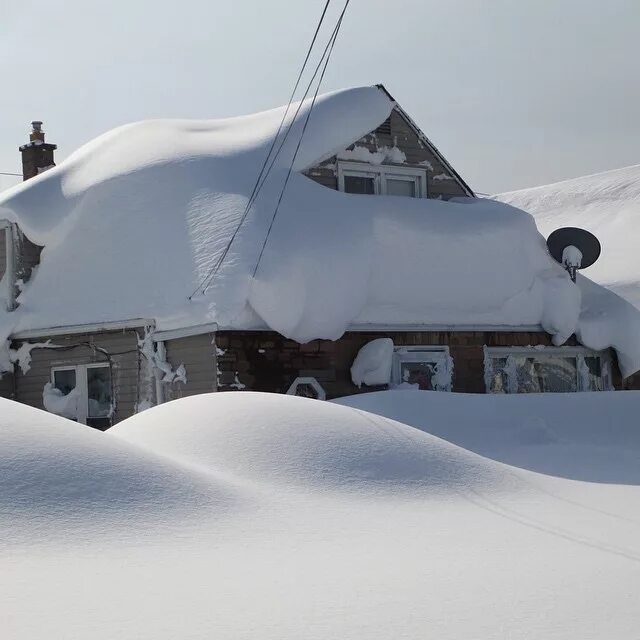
1, 0, 638, 194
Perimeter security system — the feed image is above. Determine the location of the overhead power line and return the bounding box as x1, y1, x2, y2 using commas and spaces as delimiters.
0, 172, 21, 177
195, 0, 352, 297
188, 0, 333, 300
252, 0, 351, 279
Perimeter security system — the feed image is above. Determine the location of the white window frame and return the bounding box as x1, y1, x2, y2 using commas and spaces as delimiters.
337, 161, 428, 198
483, 346, 613, 393
51, 363, 113, 424
391, 346, 452, 391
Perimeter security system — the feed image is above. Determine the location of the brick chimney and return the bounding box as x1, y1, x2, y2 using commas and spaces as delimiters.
19, 121, 57, 181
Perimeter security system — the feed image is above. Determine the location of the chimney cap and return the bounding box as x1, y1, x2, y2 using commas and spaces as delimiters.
31, 120, 43, 132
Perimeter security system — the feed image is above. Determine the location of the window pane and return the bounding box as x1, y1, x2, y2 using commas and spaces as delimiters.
580, 356, 605, 391
53, 369, 76, 395
344, 175, 375, 194
87, 366, 112, 418
386, 178, 416, 197
534, 357, 577, 392
487, 357, 508, 393
490, 355, 579, 393
401, 361, 436, 390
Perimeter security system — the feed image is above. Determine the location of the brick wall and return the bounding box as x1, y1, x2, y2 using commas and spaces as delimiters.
215, 330, 624, 398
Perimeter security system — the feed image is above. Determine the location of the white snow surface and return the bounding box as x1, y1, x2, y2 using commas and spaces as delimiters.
0, 88, 639, 372
3, 390, 640, 639
497, 165, 640, 376
496, 165, 640, 308
350, 337, 393, 387
42, 381, 80, 420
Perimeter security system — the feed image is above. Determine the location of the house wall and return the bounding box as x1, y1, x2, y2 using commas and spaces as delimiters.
10, 328, 150, 425
0, 370, 15, 399
0, 228, 5, 282
163, 333, 217, 401
215, 330, 624, 397
304, 108, 469, 200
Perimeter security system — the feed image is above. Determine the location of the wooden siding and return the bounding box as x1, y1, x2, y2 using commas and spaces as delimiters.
0, 370, 14, 399
11, 329, 146, 425
304, 107, 469, 200
163, 333, 217, 401
0, 228, 5, 282
216, 330, 625, 398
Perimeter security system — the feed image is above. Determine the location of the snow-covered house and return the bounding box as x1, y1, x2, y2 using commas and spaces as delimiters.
1, 85, 639, 428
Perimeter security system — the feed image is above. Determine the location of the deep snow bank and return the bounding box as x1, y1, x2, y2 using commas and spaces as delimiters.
0, 88, 636, 371
0, 397, 237, 544
110, 392, 501, 493
335, 389, 640, 483
3, 392, 640, 639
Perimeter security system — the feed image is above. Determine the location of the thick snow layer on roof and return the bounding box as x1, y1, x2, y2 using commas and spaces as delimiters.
497, 164, 640, 308
495, 165, 640, 308
496, 165, 640, 375
3, 391, 640, 639
0, 88, 639, 372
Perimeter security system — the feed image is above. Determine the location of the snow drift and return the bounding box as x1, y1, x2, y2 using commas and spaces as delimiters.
109, 392, 501, 493
3, 391, 640, 639
336, 389, 640, 483
0, 88, 639, 372
0, 397, 238, 545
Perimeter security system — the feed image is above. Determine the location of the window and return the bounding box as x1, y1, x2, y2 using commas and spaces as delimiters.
52, 363, 113, 429
286, 377, 326, 400
337, 161, 427, 198
484, 347, 612, 394
391, 346, 452, 391
343, 173, 376, 195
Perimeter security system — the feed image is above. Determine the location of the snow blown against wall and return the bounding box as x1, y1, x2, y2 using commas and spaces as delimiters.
0, 87, 639, 373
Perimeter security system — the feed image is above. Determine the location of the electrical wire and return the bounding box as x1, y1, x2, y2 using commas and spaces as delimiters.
251, 0, 351, 278
242, 0, 332, 216
196, 3, 351, 296
187, 0, 333, 300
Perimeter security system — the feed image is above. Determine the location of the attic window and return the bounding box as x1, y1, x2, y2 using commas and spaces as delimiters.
376, 117, 392, 136
338, 162, 427, 198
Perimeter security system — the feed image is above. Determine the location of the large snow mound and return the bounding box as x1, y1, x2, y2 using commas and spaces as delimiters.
335, 389, 640, 483
0, 87, 637, 372
0, 397, 238, 544
3, 391, 640, 639
110, 392, 501, 493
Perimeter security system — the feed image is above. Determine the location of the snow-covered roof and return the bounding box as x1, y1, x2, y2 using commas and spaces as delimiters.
496, 165, 640, 375
1, 87, 640, 374
496, 164, 640, 309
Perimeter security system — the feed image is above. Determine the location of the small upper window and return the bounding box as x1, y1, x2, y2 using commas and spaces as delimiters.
52, 363, 113, 429
343, 174, 376, 195
392, 346, 452, 391
338, 162, 427, 198
484, 347, 612, 393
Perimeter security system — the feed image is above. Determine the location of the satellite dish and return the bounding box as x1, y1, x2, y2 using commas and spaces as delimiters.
547, 227, 601, 282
